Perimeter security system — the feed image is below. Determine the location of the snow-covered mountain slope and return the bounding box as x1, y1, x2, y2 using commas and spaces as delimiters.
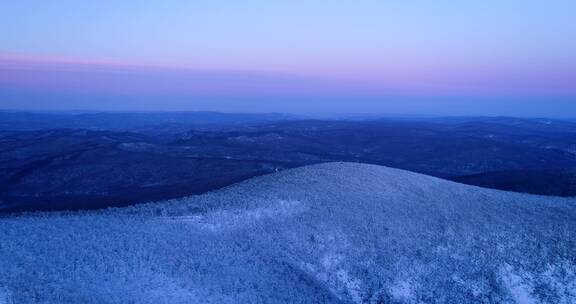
0, 162, 575, 303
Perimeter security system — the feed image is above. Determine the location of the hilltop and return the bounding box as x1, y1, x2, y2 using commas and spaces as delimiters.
0, 163, 574, 303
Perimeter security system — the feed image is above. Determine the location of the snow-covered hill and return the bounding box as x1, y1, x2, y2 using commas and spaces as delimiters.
0, 163, 575, 303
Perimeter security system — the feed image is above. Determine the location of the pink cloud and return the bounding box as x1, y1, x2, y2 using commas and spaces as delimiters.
1, 54, 574, 98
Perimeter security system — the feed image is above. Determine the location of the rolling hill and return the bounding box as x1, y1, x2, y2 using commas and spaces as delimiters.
0, 163, 574, 303
2, 116, 576, 212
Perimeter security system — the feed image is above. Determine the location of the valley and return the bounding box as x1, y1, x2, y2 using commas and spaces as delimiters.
1, 113, 575, 212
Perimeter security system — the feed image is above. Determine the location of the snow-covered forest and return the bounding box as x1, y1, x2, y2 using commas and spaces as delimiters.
0, 163, 575, 303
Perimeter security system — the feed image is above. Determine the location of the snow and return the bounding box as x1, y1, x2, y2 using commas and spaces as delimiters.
0, 162, 575, 303
0, 287, 12, 304
390, 280, 416, 303
499, 264, 536, 304
160, 199, 305, 232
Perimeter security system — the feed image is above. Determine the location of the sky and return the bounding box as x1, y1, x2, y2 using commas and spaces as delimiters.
0, 1, 575, 116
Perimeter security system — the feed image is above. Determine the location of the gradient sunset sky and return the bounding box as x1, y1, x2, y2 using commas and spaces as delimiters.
1, 1, 575, 116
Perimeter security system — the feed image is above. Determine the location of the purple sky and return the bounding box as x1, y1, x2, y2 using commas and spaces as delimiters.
1, 1, 575, 116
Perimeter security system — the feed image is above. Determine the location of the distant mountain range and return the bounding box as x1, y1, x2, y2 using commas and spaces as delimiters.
0, 112, 576, 212
0, 110, 300, 135
1, 113, 575, 212
1, 163, 574, 303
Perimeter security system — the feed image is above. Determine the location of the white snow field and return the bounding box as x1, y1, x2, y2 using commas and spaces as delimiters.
0, 162, 575, 303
